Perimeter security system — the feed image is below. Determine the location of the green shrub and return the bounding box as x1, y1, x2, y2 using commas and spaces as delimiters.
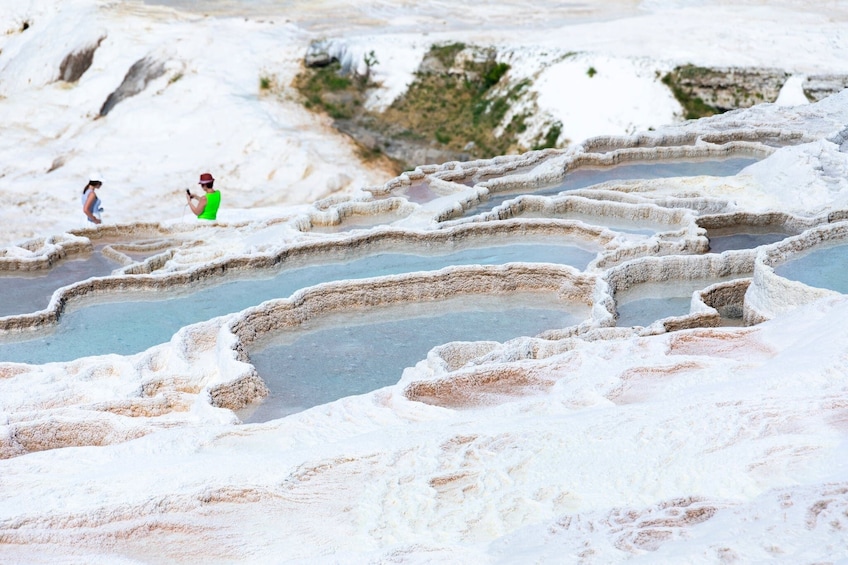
430, 42, 466, 67
483, 62, 510, 89
534, 121, 562, 150
661, 67, 722, 119
294, 42, 540, 165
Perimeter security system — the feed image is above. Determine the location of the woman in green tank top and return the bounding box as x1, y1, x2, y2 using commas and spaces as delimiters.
186, 172, 221, 220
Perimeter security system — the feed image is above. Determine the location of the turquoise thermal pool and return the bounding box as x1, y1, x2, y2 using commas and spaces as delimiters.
773, 243, 848, 294
615, 277, 744, 327
239, 294, 584, 423
0, 250, 120, 317
469, 157, 759, 215
516, 211, 665, 236
616, 296, 691, 327
707, 231, 791, 253
0, 242, 596, 364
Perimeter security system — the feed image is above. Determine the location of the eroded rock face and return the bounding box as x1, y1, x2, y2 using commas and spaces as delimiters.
99, 56, 166, 117
664, 65, 789, 113
335, 119, 473, 166
58, 37, 104, 83
803, 74, 848, 102
304, 39, 338, 68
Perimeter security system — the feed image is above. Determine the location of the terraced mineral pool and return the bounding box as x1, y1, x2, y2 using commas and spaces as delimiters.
0, 249, 121, 316
517, 210, 667, 236
773, 243, 848, 293
399, 181, 437, 204
0, 241, 597, 364
616, 296, 692, 327
707, 227, 791, 253
615, 277, 743, 327
307, 212, 410, 233
116, 247, 169, 263
238, 294, 585, 423
470, 157, 759, 215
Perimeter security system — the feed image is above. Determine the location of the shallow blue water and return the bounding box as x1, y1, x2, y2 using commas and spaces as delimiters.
708, 232, 790, 253
0, 242, 595, 364
616, 296, 691, 327
773, 243, 848, 293
241, 296, 580, 422
470, 157, 758, 215
614, 277, 737, 327
0, 251, 120, 316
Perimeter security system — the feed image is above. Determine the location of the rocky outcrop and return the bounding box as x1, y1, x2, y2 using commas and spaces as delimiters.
803, 74, 848, 102
304, 39, 338, 68
57, 37, 105, 83
335, 118, 473, 167
298, 42, 529, 168
663, 65, 788, 115
99, 56, 166, 117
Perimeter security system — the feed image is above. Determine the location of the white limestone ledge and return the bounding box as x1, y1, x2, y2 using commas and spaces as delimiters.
696, 210, 820, 236
0, 223, 205, 275
442, 192, 695, 228
0, 316, 241, 459
363, 148, 563, 199
604, 251, 757, 333
297, 196, 417, 232
744, 222, 848, 324
577, 128, 811, 154
0, 233, 91, 272
438, 193, 711, 270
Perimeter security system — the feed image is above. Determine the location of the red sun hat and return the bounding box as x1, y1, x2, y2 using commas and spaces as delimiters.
198, 173, 214, 184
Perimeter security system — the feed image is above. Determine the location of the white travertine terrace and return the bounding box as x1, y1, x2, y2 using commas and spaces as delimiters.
1, 89, 848, 561
3, 90, 848, 436
744, 222, 848, 324
0, 126, 838, 455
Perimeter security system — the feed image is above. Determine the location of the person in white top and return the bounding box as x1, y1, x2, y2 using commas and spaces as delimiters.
81, 172, 104, 225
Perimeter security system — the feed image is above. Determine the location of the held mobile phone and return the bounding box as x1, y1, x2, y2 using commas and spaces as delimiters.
185, 189, 191, 195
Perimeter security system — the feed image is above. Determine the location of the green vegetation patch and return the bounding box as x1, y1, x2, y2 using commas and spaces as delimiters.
380, 43, 530, 157
293, 42, 563, 170
293, 60, 368, 119
429, 42, 466, 68
662, 65, 723, 120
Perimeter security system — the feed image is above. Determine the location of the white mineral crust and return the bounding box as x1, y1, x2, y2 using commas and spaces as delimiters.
1, 1, 848, 563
